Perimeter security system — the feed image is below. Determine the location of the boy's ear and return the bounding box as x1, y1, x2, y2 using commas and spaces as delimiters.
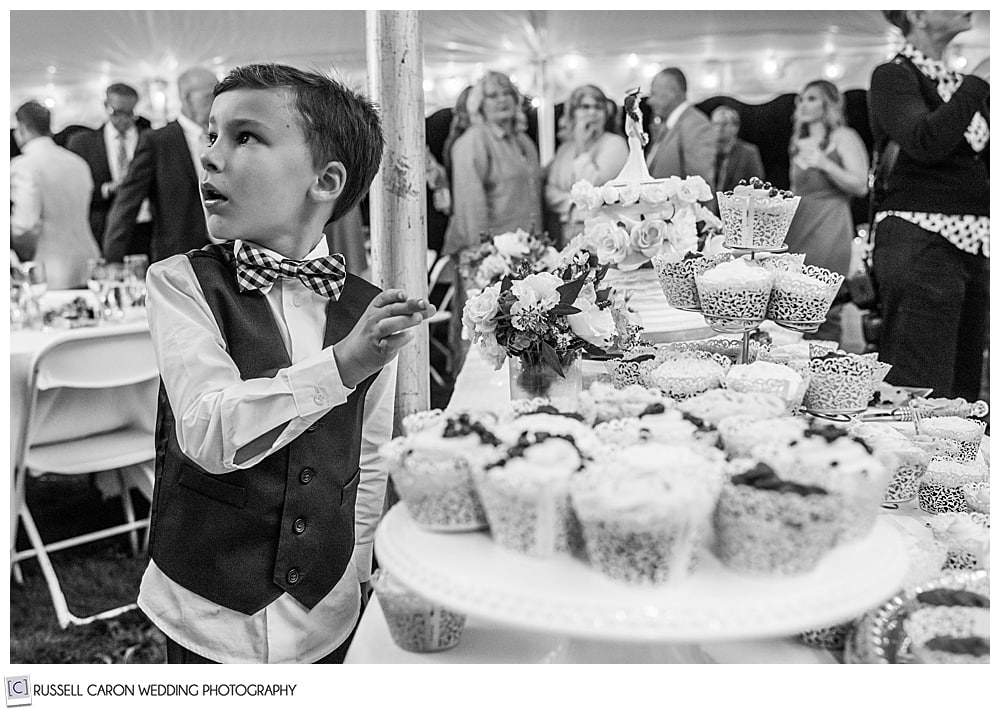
311, 160, 347, 205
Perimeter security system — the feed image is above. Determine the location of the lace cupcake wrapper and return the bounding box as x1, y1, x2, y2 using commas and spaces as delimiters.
652, 252, 734, 310
717, 193, 800, 249
766, 266, 846, 328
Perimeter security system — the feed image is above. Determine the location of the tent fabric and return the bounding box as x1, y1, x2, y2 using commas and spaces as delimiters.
10, 10, 990, 130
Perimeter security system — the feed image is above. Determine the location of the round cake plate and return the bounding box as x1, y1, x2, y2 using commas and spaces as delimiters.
723, 242, 789, 255
700, 313, 763, 334
375, 506, 909, 643
772, 319, 822, 334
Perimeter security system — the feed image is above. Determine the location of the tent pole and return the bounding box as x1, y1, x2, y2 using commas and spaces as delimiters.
365, 10, 429, 433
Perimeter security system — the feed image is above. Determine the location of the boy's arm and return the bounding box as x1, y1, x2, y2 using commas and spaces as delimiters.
146, 257, 353, 473
354, 357, 397, 584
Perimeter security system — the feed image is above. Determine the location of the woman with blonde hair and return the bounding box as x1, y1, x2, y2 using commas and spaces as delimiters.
544, 84, 628, 246
784, 78, 869, 344
442, 70, 543, 257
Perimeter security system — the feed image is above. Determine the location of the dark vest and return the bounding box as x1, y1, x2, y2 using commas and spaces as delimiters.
149, 243, 382, 615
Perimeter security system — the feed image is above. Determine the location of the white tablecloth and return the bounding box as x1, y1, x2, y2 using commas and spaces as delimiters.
347, 346, 955, 664
10, 291, 157, 500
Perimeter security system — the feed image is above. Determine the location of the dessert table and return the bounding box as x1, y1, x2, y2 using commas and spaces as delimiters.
346, 346, 952, 664
9, 291, 157, 499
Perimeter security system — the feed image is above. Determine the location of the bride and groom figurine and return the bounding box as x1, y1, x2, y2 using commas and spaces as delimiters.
613, 87, 656, 185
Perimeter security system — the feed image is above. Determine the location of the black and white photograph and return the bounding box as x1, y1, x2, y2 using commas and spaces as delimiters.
6, 7, 990, 700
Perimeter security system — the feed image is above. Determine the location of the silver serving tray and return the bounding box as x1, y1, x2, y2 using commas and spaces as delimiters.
846, 569, 989, 664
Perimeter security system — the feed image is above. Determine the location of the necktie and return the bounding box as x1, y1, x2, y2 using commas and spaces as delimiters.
234, 242, 347, 300
116, 131, 130, 177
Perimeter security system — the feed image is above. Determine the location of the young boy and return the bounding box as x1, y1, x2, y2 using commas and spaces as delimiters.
138, 63, 435, 663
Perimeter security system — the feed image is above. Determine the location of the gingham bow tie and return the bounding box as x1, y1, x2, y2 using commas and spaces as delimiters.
235, 242, 346, 300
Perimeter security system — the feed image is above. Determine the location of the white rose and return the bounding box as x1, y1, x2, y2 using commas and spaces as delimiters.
600, 184, 621, 205
641, 177, 680, 204
493, 230, 531, 258
463, 283, 501, 327
629, 219, 668, 258
678, 175, 712, 203
588, 221, 630, 265
567, 298, 617, 348
511, 272, 563, 313
617, 182, 641, 205
571, 180, 604, 211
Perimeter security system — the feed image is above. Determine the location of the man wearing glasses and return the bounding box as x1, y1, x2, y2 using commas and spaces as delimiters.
67, 82, 153, 258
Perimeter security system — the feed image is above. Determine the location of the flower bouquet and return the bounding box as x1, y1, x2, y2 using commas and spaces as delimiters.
458, 228, 561, 291
462, 248, 640, 400
568, 175, 722, 271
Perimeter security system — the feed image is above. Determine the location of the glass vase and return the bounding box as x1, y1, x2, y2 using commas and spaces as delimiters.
508, 350, 582, 404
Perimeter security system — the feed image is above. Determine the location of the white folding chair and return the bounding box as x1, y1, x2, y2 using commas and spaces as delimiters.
426, 254, 456, 387
10, 328, 159, 628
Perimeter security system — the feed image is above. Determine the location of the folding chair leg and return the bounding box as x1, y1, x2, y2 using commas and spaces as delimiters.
116, 469, 139, 556
18, 503, 75, 629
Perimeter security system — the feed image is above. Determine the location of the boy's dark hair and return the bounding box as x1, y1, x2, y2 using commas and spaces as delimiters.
215, 63, 384, 223
15, 101, 51, 136
882, 11, 911, 36
106, 82, 140, 102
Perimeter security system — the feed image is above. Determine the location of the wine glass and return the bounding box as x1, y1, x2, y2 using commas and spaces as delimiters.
86, 258, 109, 320
22, 261, 47, 300
123, 254, 149, 309
103, 262, 128, 320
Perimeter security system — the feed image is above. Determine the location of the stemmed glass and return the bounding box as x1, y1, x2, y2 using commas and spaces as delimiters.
123, 254, 149, 310
17, 261, 47, 328
87, 258, 110, 321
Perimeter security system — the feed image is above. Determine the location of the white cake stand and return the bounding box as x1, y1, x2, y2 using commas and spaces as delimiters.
374, 505, 908, 643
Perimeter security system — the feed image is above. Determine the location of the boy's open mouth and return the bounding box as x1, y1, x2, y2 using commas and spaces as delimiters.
201, 182, 228, 208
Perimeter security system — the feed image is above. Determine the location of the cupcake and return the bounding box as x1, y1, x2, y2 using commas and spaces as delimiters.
605, 346, 657, 389
752, 422, 889, 542
766, 265, 846, 331
474, 432, 587, 557
803, 351, 879, 414
578, 381, 674, 425
717, 179, 801, 249
919, 461, 989, 515
756, 252, 806, 274
918, 417, 987, 465
651, 250, 733, 310
694, 257, 774, 330
571, 443, 725, 585
716, 414, 807, 459
381, 413, 500, 531
371, 569, 467, 653
899, 534, 948, 588
964, 481, 990, 514
714, 461, 843, 575
642, 355, 728, 400
678, 388, 787, 428
904, 586, 991, 664
797, 620, 857, 651
926, 513, 991, 571
849, 422, 930, 505
724, 360, 809, 414
661, 337, 763, 366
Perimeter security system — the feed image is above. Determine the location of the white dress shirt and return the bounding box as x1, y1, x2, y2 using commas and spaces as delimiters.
103, 121, 152, 223
137, 237, 395, 663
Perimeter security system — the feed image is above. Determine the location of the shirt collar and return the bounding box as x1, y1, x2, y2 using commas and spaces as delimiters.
665, 101, 690, 132
104, 121, 137, 141
900, 43, 951, 78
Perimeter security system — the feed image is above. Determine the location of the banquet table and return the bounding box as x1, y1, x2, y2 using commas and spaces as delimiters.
346, 345, 958, 664
9, 291, 158, 500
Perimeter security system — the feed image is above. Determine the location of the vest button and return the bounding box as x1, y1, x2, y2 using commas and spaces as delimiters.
286, 568, 300, 585
293, 517, 307, 534
306, 422, 319, 433
299, 468, 314, 484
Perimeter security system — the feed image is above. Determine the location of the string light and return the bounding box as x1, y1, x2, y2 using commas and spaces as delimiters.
423, 78, 435, 93
761, 54, 780, 77
823, 58, 844, 80
627, 53, 639, 68
565, 53, 582, 70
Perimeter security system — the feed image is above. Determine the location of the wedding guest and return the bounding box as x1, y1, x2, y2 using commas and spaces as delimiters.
869, 10, 989, 401
711, 105, 765, 193
544, 84, 628, 246
67, 82, 153, 258
103, 66, 217, 263
138, 63, 434, 664
10, 101, 100, 289
645, 67, 716, 187
443, 71, 543, 374
784, 79, 869, 344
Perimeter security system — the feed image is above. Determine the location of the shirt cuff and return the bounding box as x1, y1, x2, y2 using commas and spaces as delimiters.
354, 540, 374, 583
288, 347, 353, 417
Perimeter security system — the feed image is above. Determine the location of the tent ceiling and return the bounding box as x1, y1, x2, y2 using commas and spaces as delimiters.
10, 10, 991, 129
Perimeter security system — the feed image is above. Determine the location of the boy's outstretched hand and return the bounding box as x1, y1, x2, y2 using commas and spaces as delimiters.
333, 290, 437, 388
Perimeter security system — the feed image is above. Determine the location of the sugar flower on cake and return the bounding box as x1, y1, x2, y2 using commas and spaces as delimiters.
568, 175, 720, 271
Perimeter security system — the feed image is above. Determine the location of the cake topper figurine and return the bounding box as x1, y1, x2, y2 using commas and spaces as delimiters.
612, 87, 656, 184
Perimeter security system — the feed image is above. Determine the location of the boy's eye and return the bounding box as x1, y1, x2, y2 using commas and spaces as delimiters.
205, 133, 217, 146
237, 132, 258, 145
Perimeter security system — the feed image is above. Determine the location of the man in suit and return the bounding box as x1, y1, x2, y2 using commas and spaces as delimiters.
644, 67, 716, 188
67, 82, 153, 258
103, 67, 217, 263
10, 101, 101, 289
711, 105, 766, 193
